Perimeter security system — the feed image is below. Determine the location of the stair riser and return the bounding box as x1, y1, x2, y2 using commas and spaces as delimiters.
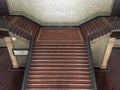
31, 56, 88, 59
31, 58, 88, 61
29, 72, 90, 75
31, 61, 89, 64
33, 43, 86, 46
33, 47, 87, 49
27, 84, 92, 89
32, 50, 87, 53
34, 44, 86, 47
32, 53, 87, 56
28, 80, 91, 84
30, 64, 89, 67
30, 68, 90, 71
28, 76, 90, 79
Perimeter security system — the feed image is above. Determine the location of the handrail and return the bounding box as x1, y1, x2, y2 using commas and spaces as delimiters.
0, 19, 31, 40
22, 34, 33, 90
86, 37, 97, 90
87, 22, 113, 40
87, 18, 120, 40
111, 19, 120, 30
88, 23, 112, 35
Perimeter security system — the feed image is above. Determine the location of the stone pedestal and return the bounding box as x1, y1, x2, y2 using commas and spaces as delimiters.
101, 38, 116, 69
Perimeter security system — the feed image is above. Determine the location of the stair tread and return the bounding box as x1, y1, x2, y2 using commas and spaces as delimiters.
30, 63, 89, 65
32, 53, 87, 56
30, 68, 89, 71
30, 67, 89, 70
33, 47, 86, 50
34, 43, 86, 46
28, 78, 91, 81
27, 83, 92, 85
34, 46, 86, 47
32, 56, 88, 58
32, 49, 86, 52
30, 63, 89, 67
31, 60, 89, 62
31, 62, 89, 64
29, 71, 90, 74
28, 79, 91, 84
33, 49, 86, 51
27, 83, 92, 89
27, 87, 92, 90
29, 75, 91, 79
32, 52, 87, 54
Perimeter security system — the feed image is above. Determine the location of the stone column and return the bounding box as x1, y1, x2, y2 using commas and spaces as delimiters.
4, 37, 19, 68
101, 38, 116, 69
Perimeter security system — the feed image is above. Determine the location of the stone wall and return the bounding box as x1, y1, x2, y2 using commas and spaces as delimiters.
0, 38, 6, 47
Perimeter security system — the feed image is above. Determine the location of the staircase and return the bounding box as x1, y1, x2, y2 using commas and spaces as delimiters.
5, 16, 40, 39
0, 19, 32, 40
26, 42, 92, 90
21, 27, 97, 90
80, 17, 115, 40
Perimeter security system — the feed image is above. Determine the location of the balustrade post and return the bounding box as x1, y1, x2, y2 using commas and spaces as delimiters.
4, 37, 19, 68
101, 37, 116, 69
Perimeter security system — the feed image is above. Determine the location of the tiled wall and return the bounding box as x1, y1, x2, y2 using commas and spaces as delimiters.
6, 0, 114, 26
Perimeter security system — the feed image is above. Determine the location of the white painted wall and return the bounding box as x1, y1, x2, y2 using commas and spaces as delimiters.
6, 0, 114, 26
90, 33, 111, 67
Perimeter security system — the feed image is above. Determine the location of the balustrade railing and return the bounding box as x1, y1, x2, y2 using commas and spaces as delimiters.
0, 19, 31, 40
87, 18, 120, 40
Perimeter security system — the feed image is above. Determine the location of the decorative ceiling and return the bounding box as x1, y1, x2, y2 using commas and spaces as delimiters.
6, 0, 114, 26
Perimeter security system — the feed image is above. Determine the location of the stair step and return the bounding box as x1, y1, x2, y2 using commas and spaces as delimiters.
31, 60, 89, 64
30, 63, 89, 67
34, 43, 86, 46
27, 88, 91, 90
30, 67, 89, 71
32, 49, 87, 53
31, 58, 89, 62
31, 56, 88, 59
33, 46, 86, 49
28, 75, 90, 79
34, 41, 86, 44
28, 79, 91, 84
33, 44, 87, 46
27, 83, 92, 89
33, 48, 86, 51
32, 53, 87, 56
29, 71, 90, 75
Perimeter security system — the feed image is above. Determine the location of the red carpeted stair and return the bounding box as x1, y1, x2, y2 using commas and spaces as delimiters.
27, 42, 92, 90
25, 28, 93, 90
